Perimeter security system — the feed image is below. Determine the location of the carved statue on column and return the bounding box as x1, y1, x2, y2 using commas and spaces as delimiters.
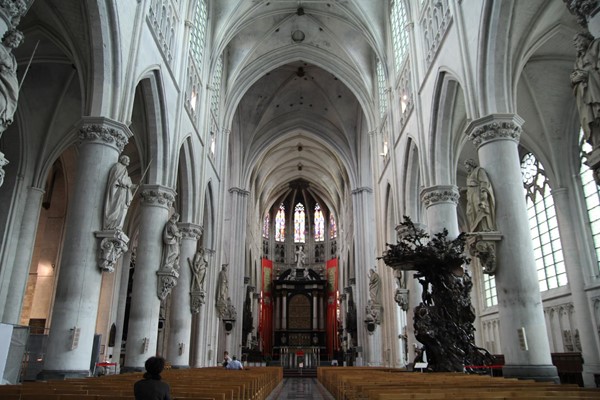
157, 212, 182, 300
189, 248, 208, 313
103, 155, 136, 231
464, 159, 496, 232
216, 264, 229, 316
162, 212, 182, 271
572, 31, 600, 149
295, 245, 306, 270
368, 268, 381, 305
0, 29, 21, 131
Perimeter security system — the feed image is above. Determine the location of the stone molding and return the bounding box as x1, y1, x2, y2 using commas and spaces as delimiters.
466, 231, 502, 275
465, 114, 524, 148
420, 185, 459, 208
140, 185, 176, 209
190, 290, 205, 314
178, 222, 203, 240
157, 268, 179, 301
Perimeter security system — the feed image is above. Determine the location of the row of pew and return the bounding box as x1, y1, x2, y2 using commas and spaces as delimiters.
317, 367, 600, 399
0, 366, 283, 400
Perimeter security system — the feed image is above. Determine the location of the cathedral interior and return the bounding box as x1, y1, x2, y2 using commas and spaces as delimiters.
1, 0, 600, 389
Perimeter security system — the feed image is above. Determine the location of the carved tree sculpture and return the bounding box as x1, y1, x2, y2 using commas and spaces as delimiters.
380, 216, 494, 372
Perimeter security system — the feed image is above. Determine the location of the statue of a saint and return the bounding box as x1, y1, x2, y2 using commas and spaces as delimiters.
368, 268, 382, 305
464, 159, 496, 232
162, 213, 182, 270
189, 248, 208, 291
216, 264, 229, 306
572, 31, 600, 149
295, 245, 306, 269
104, 155, 136, 231
0, 29, 23, 131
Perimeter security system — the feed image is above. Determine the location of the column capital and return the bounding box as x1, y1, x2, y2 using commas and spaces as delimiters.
78, 117, 132, 153
139, 184, 176, 210
465, 114, 524, 149
229, 187, 250, 196
178, 222, 203, 240
352, 186, 373, 195
420, 185, 459, 208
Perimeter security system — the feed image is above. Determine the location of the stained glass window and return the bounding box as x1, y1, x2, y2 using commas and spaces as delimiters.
294, 203, 306, 243
262, 213, 269, 239
377, 60, 388, 118
190, 0, 207, 67
483, 274, 497, 307
521, 152, 567, 292
314, 203, 324, 241
330, 213, 337, 239
275, 204, 285, 242
390, 0, 409, 72
211, 55, 223, 116
580, 131, 600, 274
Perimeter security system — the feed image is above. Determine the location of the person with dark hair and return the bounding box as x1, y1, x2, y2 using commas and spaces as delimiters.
134, 356, 171, 400
226, 355, 244, 370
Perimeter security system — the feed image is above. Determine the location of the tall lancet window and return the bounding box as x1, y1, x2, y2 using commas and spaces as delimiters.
390, 0, 409, 72
262, 213, 270, 239
579, 130, 600, 274
314, 203, 324, 241
294, 203, 306, 243
521, 152, 567, 291
275, 204, 285, 242
377, 60, 388, 118
329, 214, 337, 239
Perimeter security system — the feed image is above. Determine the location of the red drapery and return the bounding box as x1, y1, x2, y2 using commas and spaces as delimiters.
326, 258, 339, 358
260, 258, 273, 356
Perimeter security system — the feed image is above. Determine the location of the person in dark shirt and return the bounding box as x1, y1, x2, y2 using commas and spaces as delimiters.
134, 356, 171, 400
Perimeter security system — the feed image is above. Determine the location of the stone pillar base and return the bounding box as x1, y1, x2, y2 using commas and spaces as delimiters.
502, 365, 560, 383
37, 369, 90, 380
120, 366, 145, 373
170, 365, 190, 369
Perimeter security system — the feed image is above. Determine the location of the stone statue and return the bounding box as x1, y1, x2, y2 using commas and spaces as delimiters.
162, 213, 182, 271
104, 155, 136, 231
368, 268, 381, 305
189, 248, 208, 291
572, 31, 600, 150
464, 159, 496, 232
216, 264, 229, 308
295, 245, 306, 269
0, 29, 22, 131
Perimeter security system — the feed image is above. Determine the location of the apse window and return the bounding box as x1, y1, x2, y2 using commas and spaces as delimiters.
579, 130, 600, 275
521, 152, 567, 291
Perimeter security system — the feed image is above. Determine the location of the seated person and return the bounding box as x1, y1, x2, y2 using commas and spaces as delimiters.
226, 355, 244, 370
134, 356, 171, 400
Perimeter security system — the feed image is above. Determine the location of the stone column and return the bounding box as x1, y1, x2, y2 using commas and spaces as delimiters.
40, 118, 130, 379
465, 114, 558, 382
112, 249, 133, 373
167, 223, 202, 368
351, 186, 381, 366
225, 187, 249, 355
552, 187, 600, 386
123, 185, 175, 371
2, 187, 44, 323
420, 185, 460, 238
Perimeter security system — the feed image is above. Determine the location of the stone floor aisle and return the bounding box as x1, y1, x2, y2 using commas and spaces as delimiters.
266, 377, 335, 400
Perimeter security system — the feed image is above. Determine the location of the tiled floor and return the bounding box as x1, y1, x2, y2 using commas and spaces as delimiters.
266, 377, 335, 400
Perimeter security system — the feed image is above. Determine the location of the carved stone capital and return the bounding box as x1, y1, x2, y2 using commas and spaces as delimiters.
157, 268, 179, 300
140, 185, 176, 209
95, 230, 130, 273
190, 290, 205, 314
466, 232, 502, 275
78, 117, 132, 153
465, 114, 524, 148
178, 222, 203, 240
420, 185, 459, 208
